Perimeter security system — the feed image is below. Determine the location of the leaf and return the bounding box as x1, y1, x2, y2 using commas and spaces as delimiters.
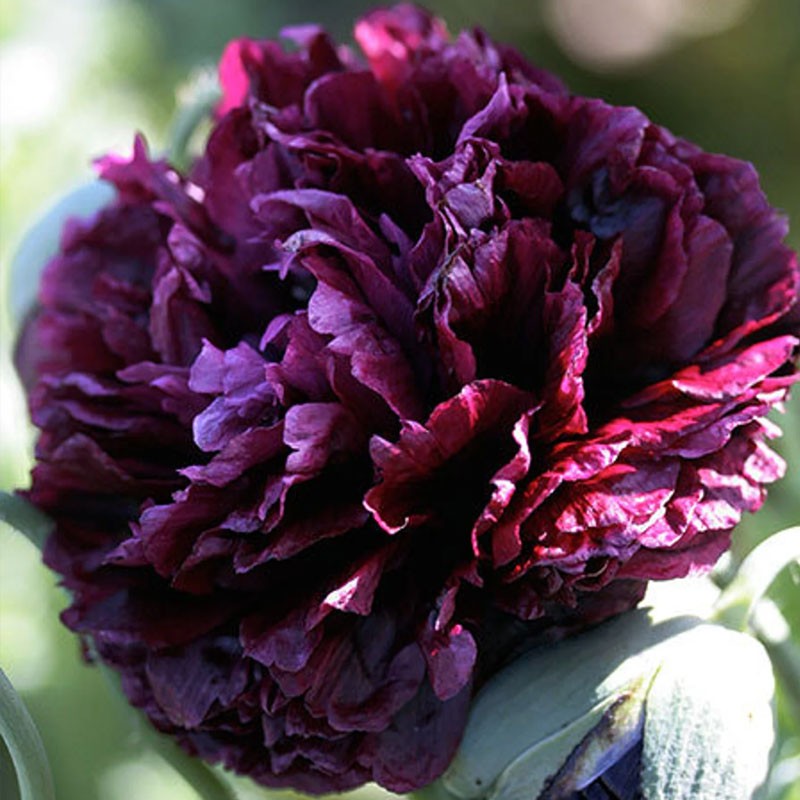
641, 625, 775, 800
439, 609, 700, 800
0, 492, 53, 551
0, 669, 55, 800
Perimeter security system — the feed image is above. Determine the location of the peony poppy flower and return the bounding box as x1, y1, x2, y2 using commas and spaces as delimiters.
14, 3, 799, 792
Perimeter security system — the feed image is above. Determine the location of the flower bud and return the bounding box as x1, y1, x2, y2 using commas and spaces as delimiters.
441, 609, 698, 799
439, 616, 774, 800
641, 625, 774, 800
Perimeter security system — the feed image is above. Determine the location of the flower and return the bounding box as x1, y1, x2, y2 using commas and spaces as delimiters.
14, 3, 799, 793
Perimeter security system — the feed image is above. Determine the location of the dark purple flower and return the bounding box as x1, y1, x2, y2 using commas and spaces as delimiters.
15, 4, 799, 793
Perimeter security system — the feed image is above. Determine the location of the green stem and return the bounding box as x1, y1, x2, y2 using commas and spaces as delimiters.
712, 526, 800, 631
749, 598, 800, 724
411, 781, 459, 800
0, 670, 55, 800
153, 740, 239, 800
94, 663, 237, 800
167, 69, 221, 171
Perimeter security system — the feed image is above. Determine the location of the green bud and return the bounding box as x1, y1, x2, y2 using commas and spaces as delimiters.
435, 612, 774, 800
641, 624, 775, 800
538, 677, 648, 798
440, 609, 699, 800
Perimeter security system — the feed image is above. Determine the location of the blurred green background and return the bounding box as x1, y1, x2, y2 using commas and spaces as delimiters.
0, 0, 798, 798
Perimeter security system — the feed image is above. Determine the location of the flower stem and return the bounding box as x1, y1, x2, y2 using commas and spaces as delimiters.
0, 669, 55, 800
167, 69, 220, 171
749, 597, 800, 724
712, 526, 800, 631
154, 741, 239, 800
